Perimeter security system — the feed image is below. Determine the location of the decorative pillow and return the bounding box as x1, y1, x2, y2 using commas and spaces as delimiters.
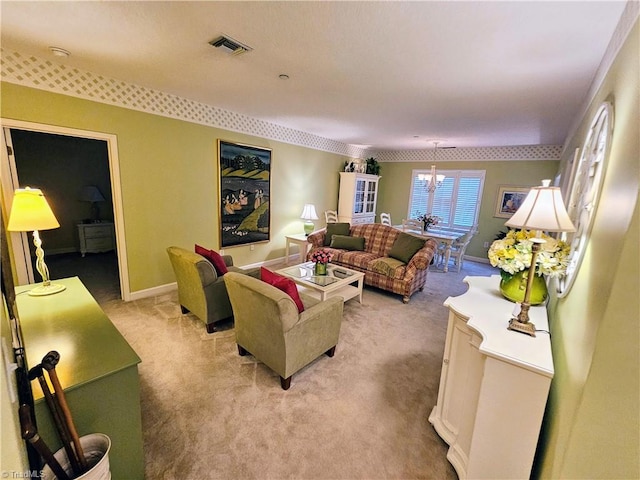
260, 267, 305, 313
195, 244, 228, 276
330, 235, 365, 251
388, 233, 426, 265
324, 222, 351, 246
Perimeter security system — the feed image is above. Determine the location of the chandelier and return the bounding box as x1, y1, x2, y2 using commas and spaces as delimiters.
417, 142, 445, 193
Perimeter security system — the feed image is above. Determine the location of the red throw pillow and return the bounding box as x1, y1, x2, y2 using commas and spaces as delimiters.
195, 244, 228, 276
260, 267, 305, 313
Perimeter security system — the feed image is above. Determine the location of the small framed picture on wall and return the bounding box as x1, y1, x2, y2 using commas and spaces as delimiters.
494, 185, 531, 218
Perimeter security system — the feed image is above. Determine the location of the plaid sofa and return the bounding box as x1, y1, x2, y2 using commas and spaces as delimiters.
306, 223, 437, 303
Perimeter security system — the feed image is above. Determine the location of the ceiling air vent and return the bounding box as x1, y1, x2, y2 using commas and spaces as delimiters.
209, 35, 252, 56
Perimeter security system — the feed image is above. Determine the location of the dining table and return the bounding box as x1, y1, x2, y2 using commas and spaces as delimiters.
393, 225, 462, 272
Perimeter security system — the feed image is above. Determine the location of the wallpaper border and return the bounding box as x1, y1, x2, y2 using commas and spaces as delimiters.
0, 48, 569, 162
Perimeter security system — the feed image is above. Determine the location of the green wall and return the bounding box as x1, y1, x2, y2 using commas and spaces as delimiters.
538, 20, 639, 479
0, 83, 348, 293
377, 160, 559, 259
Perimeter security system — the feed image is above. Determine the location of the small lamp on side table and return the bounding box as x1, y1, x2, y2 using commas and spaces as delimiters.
80, 185, 106, 223
504, 179, 575, 336
300, 204, 319, 236
7, 187, 66, 296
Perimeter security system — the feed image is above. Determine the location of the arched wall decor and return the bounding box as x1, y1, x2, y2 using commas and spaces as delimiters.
558, 101, 614, 297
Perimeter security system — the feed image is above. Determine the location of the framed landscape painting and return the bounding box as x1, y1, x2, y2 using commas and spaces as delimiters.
218, 140, 271, 248
494, 185, 530, 218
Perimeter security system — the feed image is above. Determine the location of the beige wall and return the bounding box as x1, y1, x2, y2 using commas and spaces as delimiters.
537, 20, 639, 479
376, 160, 560, 259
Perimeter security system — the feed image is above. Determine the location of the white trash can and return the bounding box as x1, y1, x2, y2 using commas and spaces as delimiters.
41, 433, 111, 480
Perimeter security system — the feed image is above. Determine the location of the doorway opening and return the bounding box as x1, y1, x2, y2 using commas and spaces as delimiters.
1, 119, 129, 302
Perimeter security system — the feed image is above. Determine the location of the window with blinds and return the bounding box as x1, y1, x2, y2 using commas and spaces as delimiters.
408, 170, 485, 229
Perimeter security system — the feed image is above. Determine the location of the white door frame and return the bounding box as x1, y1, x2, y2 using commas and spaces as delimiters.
0, 119, 130, 301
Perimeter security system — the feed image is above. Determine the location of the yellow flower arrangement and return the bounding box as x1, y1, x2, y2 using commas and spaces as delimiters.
488, 229, 571, 279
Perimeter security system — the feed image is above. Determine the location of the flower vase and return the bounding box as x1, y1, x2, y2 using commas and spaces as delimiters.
499, 269, 548, 305
314, 262, 328, 276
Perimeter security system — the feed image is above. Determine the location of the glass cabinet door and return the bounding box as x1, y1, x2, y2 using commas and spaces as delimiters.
365, 180, 377, 213
354, 179, 365, 213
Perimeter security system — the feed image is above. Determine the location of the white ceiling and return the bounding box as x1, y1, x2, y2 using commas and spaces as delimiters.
0, 1, 627, 151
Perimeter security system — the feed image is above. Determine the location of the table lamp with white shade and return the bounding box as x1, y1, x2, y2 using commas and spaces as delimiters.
300, 204, 319, 236
504, 179, 575, 336
7, 187, 66, 296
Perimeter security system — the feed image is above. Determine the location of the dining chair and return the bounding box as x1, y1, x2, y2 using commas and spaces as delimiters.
380, 212, 392, 226
437, 231, 474, 273
325, 210, 338, 224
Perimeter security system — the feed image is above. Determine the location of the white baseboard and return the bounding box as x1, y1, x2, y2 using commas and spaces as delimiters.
129, 282, 177, 301
465, 255, 491, 264
242, 256, 288, 270
127, 256, 289, 301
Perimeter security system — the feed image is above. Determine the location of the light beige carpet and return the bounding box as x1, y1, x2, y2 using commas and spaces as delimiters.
100, 260, 497, 479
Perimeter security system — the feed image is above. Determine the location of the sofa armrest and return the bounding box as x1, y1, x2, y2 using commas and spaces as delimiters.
406, 238, 438, 271
223, 255, 234, 267
306, 230, 326, 249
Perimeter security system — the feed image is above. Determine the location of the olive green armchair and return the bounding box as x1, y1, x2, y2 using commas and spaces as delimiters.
223, 272, 344, 390
166, 246, 259, 333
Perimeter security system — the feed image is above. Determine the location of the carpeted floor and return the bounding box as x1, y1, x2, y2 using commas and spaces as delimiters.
46, 251, 122, 304
49, 252, 497, 479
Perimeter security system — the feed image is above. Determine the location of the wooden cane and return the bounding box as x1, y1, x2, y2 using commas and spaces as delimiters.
19, 404, 71, 480
41, 351, 88, 471
29, 364, 82, 475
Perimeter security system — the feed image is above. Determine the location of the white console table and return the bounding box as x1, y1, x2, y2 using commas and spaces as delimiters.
429, 275, 553, 480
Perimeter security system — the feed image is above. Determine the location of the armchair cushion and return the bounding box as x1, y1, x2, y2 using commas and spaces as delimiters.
324, 222, 351, 246
388, 232, 425, 264
195, 244, 228, 276
260, 267, 305, 313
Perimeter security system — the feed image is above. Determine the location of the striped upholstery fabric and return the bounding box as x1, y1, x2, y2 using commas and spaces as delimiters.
306, 223, 437, 303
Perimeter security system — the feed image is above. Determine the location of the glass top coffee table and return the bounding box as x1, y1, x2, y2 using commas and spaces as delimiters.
276, 262, 364, 304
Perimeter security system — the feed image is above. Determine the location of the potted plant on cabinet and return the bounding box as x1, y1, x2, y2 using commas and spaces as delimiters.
365, 157, 380, 175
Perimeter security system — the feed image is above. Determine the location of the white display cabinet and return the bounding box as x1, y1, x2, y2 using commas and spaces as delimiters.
337, 172, 379, 225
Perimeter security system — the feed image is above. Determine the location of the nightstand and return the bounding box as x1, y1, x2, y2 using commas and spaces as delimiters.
77, 222, 116, 257
285, 233, 312, 265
